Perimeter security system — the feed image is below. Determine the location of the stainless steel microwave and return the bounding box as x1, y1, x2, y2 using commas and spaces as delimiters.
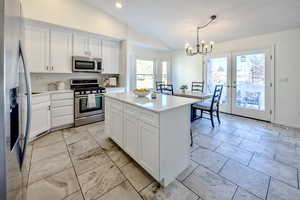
72, 56, 102, 73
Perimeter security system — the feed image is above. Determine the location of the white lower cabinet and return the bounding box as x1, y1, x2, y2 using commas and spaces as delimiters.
30, 91, 74, 140
105, 97, 160, 180
50, 91, 74, 129
138, 121, 159, 179
109, 107, 123, 147
124, 113, 139, 160
31, 94, 51, 140
105, 96, 191, 186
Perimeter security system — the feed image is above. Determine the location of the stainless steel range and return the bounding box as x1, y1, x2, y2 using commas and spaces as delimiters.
71, 79, 106, 127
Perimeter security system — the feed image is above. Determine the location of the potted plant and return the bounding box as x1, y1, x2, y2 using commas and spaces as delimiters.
180, 85, 188, 93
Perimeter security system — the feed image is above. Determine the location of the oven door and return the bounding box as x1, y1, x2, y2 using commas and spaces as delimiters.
73, 56, 97, 72
75, 94, 104, 118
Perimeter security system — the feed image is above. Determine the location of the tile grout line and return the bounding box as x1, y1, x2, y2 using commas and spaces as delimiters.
265, 176, 272, 200
230, 186, 239, 200
297, 168, 300, 189
26, 143, 35, 187
217, 158, 230, 175
61, 130, 87, 200
247, 152, 255, 167
178, 163, 200, 183
180, 178, 205, 200
87, 129, 147, 200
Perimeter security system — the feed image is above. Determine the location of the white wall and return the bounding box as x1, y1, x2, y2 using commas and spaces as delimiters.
127, 44, 172, 90
212, 28, 300, 128
22, 0, 169, 50
172, 28, 300, 128
171, 51, 203, 91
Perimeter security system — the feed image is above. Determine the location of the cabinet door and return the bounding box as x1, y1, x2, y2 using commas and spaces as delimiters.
30, 102, 51, 139
102, 40, 120, 74
111, 41, 120, 74
89, 37, 101, 58
110, 108, 123, 147
124, 114, 139, 159
25, 25, 50, 73
139, 122, 159, 178
102, 40, 112, 73
50, 28, 73, 73
73, 33, 89, 56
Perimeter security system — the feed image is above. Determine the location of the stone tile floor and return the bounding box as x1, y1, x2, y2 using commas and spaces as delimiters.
26, 114, 300, 200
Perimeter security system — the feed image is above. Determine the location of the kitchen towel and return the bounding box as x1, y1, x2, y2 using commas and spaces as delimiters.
87, 94, 96, 108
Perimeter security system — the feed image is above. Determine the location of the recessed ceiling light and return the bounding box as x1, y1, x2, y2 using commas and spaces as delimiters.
115, 2, 122, 8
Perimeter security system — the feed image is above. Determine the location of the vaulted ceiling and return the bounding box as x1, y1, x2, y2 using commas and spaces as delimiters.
83, 0, 300, 49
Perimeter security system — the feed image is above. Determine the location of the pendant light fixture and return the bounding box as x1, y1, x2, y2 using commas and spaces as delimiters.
185, 15, 217, 56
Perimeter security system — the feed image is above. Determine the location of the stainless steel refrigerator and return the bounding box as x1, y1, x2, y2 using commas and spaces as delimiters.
0, 0, 32, 199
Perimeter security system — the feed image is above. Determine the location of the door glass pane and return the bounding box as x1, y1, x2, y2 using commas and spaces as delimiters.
207, 57, 227, 104
235, 53, 265, 111
161, 61, 168, 84
136, 59, 154, 89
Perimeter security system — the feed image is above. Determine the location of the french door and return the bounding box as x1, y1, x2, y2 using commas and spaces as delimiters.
205, 49, 272, 121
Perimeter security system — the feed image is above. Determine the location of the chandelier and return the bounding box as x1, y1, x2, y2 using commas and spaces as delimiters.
185, 15, 217, 56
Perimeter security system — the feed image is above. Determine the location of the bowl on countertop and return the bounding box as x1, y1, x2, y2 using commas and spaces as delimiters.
133, 89, 151, 97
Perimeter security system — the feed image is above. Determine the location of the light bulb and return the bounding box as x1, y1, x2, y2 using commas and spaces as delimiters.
185, 43, 190, 49
201, 40, 205, 44
115, 2, 123, 8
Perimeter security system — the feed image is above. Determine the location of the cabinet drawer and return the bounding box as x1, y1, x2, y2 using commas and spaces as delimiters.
140, 110, 159, 127
32, 94, 50, 105
52, 115, 73, 127
52, 99, 73, 107
52, 106, 73, 117
51, 92, 73, 101
125, 104, 141, 117
110, 98, 123, 111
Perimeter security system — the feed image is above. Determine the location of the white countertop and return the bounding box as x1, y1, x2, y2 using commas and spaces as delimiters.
105, 92, 199, 113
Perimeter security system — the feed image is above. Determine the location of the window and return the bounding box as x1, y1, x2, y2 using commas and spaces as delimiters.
161, 61, 168, 84
136, 59, 155, 89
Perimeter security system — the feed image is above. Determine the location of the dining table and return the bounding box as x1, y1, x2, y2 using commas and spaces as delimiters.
173, 90, 212, 101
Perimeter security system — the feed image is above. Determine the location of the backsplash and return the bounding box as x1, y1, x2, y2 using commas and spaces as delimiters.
31, 73, 119, 91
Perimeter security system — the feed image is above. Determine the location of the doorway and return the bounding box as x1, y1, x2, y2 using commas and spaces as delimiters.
205, 49, 273, 121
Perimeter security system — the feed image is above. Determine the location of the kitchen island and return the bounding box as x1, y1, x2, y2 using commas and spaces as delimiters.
104, 92, 199, 186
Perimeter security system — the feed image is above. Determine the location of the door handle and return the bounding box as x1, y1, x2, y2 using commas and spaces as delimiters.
19, 41, 32, 168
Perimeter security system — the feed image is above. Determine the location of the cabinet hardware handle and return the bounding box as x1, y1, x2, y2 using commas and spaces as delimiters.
51, 66, 54, 71
46, 66, 49, 71
48, 105, 51, 110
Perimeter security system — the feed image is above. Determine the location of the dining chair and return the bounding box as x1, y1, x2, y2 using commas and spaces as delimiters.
156, 81, 164, 92
161, 84, 174, 95
191, 81, 204, 92
191, 85, 223, 127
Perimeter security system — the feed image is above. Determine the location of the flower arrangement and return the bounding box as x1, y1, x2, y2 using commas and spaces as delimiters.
180, 85, 188, 93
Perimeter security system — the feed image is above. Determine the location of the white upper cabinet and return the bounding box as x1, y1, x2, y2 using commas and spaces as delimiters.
25, 23, 73, 73
73, 33, 102, 58
102, 40, 120, 74
25, 25, 49, 73
50, 28, 73, 73
73, 33, 89, 57
89, 37, 102, 58
25, 22, 121, 74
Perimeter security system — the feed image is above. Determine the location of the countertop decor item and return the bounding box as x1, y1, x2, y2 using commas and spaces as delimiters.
133, 89, 150, 97
56, 81, 66, 90
180, 85, 188, 93
185, 15, 217, 56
